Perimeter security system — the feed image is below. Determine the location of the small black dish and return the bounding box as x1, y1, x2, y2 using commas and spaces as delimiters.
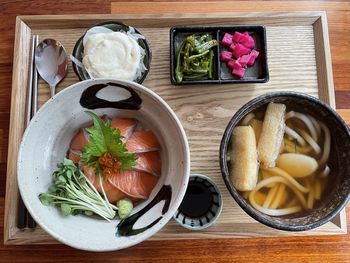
220, 92, 350, 231
173, 174, 222, 230
170, 25, 269, 85
72, 21, 152, 84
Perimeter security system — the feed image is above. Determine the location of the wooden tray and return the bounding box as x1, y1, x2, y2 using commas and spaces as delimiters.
4, 12, 346, 245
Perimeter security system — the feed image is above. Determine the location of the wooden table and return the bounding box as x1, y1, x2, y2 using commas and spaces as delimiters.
1, 0, 350, 261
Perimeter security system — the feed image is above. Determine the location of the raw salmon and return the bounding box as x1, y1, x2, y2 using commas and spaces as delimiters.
108, 170, 158, 199
111, 118, 137, 139
135, 151, 161, 176
68, 115, 161, 204
82, 165, 127, 203
82, 165, 102, 191
126, 131, 160, 153
68, 149, 81, 164
70, 129, 89, 152
104, 186, 127, 204
69, 115, 109, 152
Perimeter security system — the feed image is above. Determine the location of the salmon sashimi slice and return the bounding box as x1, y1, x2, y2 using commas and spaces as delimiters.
68, 149, 81, 164
135, 151, 161, 176
82, 165, 102, 192
108, 170, 158, 199
82, 165, 126, 203
104, 188, 127, 203
70, 129, 89, 152
126, 131, 160, 153
70, 116, 131, 152
70, 115, 109, 152
111, 118, 137, 139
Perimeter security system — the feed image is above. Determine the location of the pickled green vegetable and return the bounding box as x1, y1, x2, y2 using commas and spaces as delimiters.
175, 33, 218, 83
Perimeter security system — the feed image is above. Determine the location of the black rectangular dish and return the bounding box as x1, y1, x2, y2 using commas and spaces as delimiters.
170, 25, 269, 85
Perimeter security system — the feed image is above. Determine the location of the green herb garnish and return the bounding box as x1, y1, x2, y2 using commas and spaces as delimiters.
39, 158, 117, 221
81, 111, 136, 172
175, 33, 218, 83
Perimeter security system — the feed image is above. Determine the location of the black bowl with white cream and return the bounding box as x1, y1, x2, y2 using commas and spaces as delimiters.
72, 21, 151, 83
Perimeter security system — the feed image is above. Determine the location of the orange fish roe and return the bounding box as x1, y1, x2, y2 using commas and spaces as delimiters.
99, 152, 122, 173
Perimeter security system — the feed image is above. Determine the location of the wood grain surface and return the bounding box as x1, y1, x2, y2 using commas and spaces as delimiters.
0, 0, 350, 262
4, 13, 345, 245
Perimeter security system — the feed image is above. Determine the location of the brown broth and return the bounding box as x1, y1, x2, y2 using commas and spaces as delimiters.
234, 104, 330, 216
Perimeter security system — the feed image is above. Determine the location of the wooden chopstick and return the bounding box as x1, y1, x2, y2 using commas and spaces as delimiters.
26, 35, 39, 229
17, 34, 39, 229
32, 35, 38, 117
17, 195, 27, 229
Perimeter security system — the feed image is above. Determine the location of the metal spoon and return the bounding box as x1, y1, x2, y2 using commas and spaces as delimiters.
35, 39, 68, 97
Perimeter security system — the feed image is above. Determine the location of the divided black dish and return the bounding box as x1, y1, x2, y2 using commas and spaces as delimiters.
170, 25, 269, 85
170, 26, 220, 85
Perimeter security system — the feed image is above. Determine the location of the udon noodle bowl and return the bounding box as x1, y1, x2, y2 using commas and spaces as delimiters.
229, 102, 331, 216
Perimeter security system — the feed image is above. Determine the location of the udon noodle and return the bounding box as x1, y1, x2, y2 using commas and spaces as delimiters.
230, 102, 331, 216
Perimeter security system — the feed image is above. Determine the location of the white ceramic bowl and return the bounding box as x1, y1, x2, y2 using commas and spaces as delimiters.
17, 79, 190, 251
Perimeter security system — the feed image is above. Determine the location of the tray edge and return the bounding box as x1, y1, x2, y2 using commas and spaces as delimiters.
4, 17, 32, 244
3, 11, 346, 245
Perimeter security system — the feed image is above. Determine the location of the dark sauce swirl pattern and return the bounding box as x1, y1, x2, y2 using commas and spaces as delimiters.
80, 82, 142, 110
117, 185, 172, 236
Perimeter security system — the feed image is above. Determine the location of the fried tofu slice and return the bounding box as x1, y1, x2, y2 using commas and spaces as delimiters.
257, 102, 286, 167
230, 126, 258, 191
249, 119, 263, 143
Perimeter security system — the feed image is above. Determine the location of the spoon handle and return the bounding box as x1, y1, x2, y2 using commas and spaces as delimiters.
50, 85, 56, 97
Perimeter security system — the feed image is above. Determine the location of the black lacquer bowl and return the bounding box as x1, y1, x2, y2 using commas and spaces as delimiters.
220, 92, 350, 231
72, 21, 152, 83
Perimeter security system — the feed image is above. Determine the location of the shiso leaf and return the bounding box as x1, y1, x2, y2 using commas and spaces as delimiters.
81, 111, 136, 172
